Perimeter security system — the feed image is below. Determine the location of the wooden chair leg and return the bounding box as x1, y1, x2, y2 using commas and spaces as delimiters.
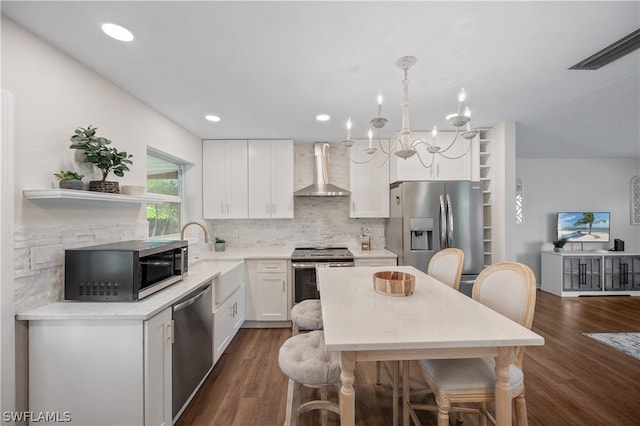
514, 393, 529, 426
292, 322, 299, 336
436, 396, 451, 426
376, 360, 382, 384
478, 402, 487, 426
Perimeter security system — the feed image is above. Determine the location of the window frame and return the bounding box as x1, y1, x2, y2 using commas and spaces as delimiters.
146, 147, 186, 239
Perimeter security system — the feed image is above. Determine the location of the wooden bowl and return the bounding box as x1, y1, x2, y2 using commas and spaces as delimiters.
373, 271, 415, 296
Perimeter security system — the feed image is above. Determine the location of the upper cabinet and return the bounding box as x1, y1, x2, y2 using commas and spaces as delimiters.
248, 140, 294, 219
203, 140, 248, 219
348, 139, 390, 218
389, 131, 475, 183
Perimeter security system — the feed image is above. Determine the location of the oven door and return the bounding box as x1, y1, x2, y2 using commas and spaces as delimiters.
292, 262, 319, 303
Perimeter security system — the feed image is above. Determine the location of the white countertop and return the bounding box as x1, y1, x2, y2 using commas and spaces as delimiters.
17, 246, 397, 322
194, 246, 397, 261
318, 266, 544, 351
17, 260, 242, 321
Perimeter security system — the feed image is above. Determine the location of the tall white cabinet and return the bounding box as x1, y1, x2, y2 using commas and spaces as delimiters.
348, 139, 390, 218
203, 140, 248, 219
248, 140, 294, 218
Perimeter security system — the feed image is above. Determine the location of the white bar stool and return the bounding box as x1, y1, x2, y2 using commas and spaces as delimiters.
278, 330, 340, 426
290, 299, 323, 335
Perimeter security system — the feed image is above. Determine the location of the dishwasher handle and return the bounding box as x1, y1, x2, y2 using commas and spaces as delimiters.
173, 284, 211, 313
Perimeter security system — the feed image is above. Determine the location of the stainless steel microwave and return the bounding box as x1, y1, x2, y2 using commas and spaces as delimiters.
64, 240, 188, 301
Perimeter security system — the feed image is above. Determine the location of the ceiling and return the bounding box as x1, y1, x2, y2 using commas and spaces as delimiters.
2, 1, 639, 159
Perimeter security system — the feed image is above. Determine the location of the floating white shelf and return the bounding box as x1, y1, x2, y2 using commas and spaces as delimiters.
23, 189, 168, 204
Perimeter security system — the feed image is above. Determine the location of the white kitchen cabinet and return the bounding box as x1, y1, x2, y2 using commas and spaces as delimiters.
213, 283, 245, 363
389, 131, 473, 183
354, 257, 398, 267
349, 139, 390, 218
203, 140, 248, 219
248, 139, 294, 218
28, 308, 172, 426
244, 259, 290, 323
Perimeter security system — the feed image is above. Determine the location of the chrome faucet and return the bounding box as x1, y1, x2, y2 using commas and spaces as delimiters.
180, 221, 210, 243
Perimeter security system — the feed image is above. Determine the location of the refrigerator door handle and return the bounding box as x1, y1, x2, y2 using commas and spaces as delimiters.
446, 194, 454, 248
439, 194, 447, 248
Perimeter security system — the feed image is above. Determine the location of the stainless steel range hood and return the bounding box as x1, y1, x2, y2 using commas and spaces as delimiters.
294, 142, 350, 197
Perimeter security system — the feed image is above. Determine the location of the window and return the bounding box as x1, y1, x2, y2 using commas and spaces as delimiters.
515, 177, 523, 224
147, 149, 184, 237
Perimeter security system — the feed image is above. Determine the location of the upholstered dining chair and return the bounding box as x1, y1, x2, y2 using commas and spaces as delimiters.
377, 248, 466, 422
405, 261, 538, 426
426, 247, 465, 291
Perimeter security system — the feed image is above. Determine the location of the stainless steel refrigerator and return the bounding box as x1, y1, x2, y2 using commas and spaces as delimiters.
385, 181, 484, 295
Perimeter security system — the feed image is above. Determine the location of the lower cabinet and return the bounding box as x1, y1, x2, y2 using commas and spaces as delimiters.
214, 283, 245, 363
28, 308, 173, 426
541, 251, 640, 296
244, 259, 290, 323
354, 257, 398, 267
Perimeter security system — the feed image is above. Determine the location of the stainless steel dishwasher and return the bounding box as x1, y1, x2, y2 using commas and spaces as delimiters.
172, 282, 213, 420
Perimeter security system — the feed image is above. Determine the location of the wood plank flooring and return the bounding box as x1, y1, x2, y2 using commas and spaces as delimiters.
176, 291, 640, 425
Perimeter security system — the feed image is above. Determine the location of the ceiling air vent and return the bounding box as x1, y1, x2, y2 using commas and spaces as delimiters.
569, 29, 640, 70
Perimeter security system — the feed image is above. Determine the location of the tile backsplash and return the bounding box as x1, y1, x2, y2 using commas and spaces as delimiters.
14, 221, 148, 312
14, 143, 387, 312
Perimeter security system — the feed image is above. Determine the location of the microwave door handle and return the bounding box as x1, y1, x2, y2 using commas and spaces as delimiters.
439, 194, 447, 249
173, 285, 210, 313
140, 260, 174, 266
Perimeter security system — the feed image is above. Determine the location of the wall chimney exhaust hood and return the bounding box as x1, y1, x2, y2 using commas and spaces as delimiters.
294, 142, 350, 197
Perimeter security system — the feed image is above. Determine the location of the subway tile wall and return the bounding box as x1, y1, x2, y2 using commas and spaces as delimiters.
14, 222, 148, 312
14, 144, 386, 311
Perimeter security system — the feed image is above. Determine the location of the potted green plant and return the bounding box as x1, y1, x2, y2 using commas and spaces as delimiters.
69, 125, 133, 194
552, 238, 568, 252
214, 237, 226, 252
54, 170, 85, 190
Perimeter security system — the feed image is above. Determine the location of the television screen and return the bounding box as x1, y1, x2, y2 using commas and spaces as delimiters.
557, 212, 610, 243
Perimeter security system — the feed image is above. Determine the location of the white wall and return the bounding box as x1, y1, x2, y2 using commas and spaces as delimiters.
514, 158, 640, 281
1, 17, 204, 414
2, 18, 203, 226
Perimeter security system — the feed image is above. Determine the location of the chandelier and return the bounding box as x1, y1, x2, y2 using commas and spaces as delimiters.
342, 56, 478, 167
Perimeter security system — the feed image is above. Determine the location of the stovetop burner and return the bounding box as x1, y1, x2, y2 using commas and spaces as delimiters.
291, 247, 354, 260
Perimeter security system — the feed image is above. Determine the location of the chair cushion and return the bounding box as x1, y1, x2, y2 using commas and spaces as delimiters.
419, 357, 523, 394
278, 330, 340, 386
290, 299, 323, 330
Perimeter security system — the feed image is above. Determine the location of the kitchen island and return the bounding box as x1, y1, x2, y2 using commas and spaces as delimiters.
317, 265, 544, 426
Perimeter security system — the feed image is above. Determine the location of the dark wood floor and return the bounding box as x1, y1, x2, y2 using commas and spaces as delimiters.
177, 291, 640, 425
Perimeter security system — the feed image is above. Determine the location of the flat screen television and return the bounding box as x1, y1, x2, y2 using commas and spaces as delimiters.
557, 212, 610, 243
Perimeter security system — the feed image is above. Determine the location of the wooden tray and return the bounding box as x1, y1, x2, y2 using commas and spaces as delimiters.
373, 271, 415, 296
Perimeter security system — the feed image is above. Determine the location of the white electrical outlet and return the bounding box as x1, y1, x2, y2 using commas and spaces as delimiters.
379, 228, 385, 237
232, 228, 239, 238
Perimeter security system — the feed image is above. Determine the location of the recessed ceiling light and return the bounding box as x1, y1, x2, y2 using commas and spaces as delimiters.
101, 23, 134, 42
316, 114, 331, 122
205, 115, 221, 122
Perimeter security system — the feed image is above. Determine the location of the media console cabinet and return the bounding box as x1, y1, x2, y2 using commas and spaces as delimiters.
541, 251, 640, 297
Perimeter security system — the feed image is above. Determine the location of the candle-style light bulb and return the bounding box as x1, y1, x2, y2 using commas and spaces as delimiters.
368, 128, 373, 148
458, 88, 467, 103
377, 90, 383, 117
432, 126, 438, 138
346, 116, 352, 139
464, 106, 471, 118
457, 88, 466, 115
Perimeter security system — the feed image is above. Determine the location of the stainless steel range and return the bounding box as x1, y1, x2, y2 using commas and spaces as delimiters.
291, 247, 354, 303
